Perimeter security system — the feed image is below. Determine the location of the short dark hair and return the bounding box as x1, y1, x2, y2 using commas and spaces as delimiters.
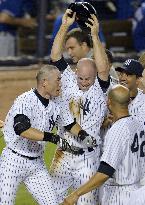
65, 28, 92, 48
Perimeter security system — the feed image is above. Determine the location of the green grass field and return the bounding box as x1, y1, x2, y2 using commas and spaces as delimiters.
0, 135, 56, 205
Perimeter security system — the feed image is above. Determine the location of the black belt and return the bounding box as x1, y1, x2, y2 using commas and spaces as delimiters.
61, 146, 94, 155
8, 148, 39, 160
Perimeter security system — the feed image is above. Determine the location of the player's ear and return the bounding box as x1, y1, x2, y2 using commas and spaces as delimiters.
81, 42, 88, 49
107, 98, 111, 107
136, 77, 142, 87
42, 79, 47, 87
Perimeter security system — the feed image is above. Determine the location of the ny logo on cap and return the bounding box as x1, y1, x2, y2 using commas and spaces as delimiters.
124, 59, 132, 66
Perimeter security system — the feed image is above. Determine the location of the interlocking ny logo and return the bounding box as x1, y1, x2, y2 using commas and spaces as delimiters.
124, 59, 132, 66
80, 98, 91, 116
49, 115, 55, 131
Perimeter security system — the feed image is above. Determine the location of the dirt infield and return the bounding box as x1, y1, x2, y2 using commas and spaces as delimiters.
0, 67, 39, 120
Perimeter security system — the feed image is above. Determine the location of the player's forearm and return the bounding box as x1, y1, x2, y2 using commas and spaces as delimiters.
70, 123, 82, 136
92, 35, 109, 81
20, 128, 61, 145
75, 172, 109, 197
51, 24, 69, 61
20, 128, 45, 141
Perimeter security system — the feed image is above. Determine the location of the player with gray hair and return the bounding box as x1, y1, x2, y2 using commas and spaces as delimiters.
0, 64, 71, 205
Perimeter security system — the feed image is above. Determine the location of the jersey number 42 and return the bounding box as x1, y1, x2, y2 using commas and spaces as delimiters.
131, 131, 145, 157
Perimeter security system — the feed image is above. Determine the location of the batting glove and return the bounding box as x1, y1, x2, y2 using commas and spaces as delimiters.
78, 130, 97, 147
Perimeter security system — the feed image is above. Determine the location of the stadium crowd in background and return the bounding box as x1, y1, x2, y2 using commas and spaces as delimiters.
0, 0, 37, 57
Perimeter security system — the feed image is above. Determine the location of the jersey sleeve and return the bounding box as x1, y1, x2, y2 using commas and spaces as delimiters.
101, 123, 128, 170
12, 95, 32, 120
50, 57, 68, 72
97, 74, 111, 93
50, 57, 76, 90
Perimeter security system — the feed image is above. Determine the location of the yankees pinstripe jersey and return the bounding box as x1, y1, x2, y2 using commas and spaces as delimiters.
129, 89, 145, 179
129, 185, 145, 205
4, 89, 60, 157
129, 89, 145, 125
57, 64, 107, 148
101, 116, 145, 185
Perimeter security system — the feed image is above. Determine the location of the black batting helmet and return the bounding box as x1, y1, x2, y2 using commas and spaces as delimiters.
68, 2, 97, 32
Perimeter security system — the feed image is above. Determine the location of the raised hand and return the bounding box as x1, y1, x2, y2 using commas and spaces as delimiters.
85, 14, 99, 37
78, 130, 97, 147
62, 9, 76, 28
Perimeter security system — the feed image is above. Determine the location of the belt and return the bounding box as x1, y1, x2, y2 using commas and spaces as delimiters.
8, 148, 40, 160
61, 146, 94, 155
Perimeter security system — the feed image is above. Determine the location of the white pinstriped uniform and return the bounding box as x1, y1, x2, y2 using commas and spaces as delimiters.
100, 116, 145, 205
100, 88, 145, 203
129, 89, 145, 185
0, 89, 59, 205
128, 185, 145, 205
129, 89, 145, 127
51, 64, 107, 205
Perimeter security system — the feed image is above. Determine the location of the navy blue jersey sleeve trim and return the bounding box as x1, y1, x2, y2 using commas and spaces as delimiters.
50, 57, 68, 72
98, 161, 115, 177
97, 74, 110, 93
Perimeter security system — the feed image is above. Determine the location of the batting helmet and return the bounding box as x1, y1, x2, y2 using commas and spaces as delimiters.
68, 2, 97, 32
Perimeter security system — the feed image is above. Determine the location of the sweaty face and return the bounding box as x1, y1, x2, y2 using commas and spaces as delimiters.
76, 65, 96, 91
118, 71, 138, 91
45, 69, 61, 97
65, 37, 87, 63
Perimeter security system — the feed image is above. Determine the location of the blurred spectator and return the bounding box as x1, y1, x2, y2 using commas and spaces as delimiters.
132, 2, 145, 53
116, 0, 140, 19
0, 0, 37, 57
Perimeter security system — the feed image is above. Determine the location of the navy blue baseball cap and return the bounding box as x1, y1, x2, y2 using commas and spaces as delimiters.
115, 59, 144, 77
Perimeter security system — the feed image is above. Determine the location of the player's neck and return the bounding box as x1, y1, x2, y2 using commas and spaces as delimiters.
113, 111, 130, 122
130, 88, 138, 98
36, 88, 50, 99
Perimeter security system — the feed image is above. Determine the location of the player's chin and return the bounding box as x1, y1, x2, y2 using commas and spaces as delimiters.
72, 57, 78, 63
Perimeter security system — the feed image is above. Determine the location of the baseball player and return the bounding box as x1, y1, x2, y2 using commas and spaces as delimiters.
99, 59, 145, 203
104, 59, 145, 129
63, 84, 145, 205
0, 65, 71, 205
50, 8, 110, 205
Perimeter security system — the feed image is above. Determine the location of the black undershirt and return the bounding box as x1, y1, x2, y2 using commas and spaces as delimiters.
34, 89, 49, 107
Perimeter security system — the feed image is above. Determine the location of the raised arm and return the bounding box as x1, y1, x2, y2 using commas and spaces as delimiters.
50, 9, 76, 62
86, 15, 110, 81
